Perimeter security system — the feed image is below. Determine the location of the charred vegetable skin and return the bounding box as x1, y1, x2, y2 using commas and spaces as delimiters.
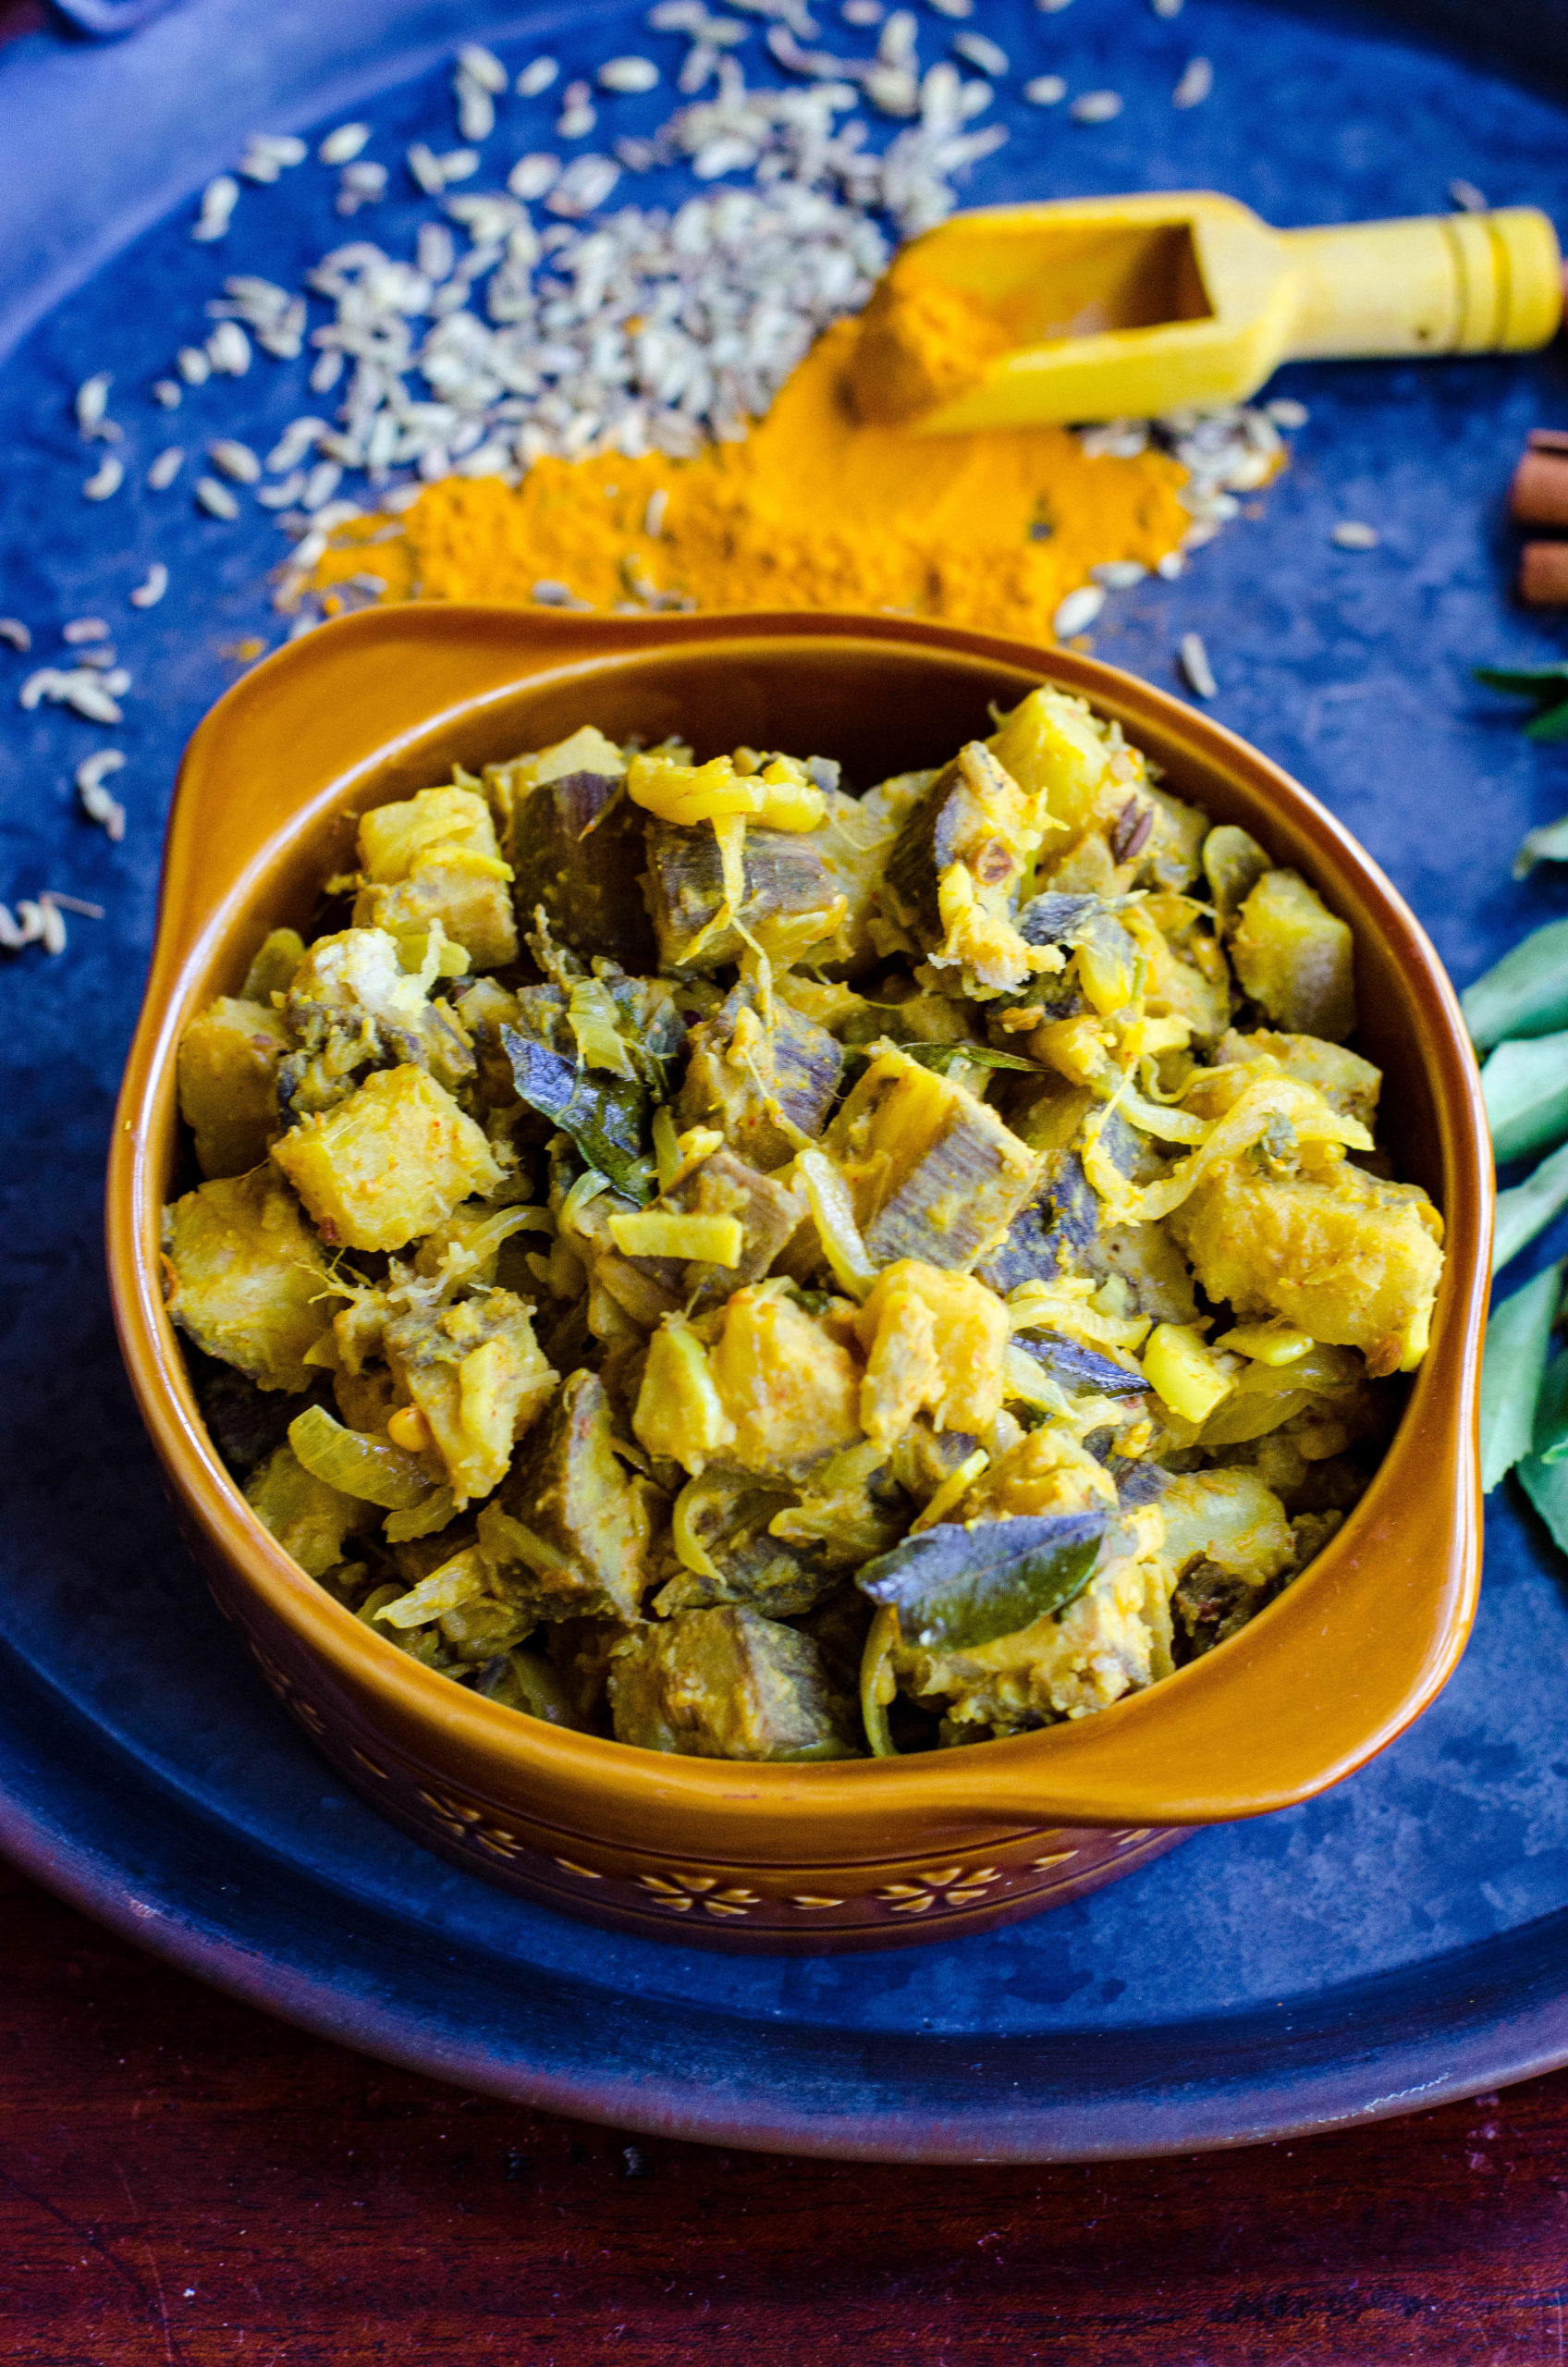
643, 819, 843, 970
507, 769, 655, 971
676, 984, 843, 1172
164, 694, 1442, 1763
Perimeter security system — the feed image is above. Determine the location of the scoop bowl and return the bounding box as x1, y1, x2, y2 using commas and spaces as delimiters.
106, 606, 1490, 1953
847, 194, 1562, 431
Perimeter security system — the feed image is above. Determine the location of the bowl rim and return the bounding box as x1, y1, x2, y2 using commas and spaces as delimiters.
107, 603, 1491, 1831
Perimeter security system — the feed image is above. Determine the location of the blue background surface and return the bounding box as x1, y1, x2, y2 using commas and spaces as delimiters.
6, 0, 1568, 2154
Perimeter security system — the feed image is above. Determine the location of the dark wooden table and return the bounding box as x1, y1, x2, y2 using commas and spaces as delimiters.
6, 1862, 1568, 2363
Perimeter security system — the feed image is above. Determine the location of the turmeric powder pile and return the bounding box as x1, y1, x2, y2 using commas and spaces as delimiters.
316, 315, 1194, 640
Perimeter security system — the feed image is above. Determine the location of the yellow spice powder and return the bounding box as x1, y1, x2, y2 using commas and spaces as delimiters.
842, 273, 1014, 425
315, 314, 1194, 640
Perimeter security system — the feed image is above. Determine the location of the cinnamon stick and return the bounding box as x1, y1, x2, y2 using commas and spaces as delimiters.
1519, 540, 1568, 605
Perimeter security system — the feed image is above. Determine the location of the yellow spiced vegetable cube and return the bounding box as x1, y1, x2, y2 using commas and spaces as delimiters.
488, 1370, 655, 1620
633, 1319, 737, 1471
495, 727, 655, 969
608, 1606, 849, 1760
643, 818, 846, 972
987, 686, 1112, 836
355, 783, 517, 969
163, 1169, 336, 1391
1142, 1323, 1233, 1425
854, 1259, 1008, 1444
271, 1063, 502, 1252
1215, 1027, 1381, 1127
177, 995, 291, 1177
1231, 870, 1356, 1043
384, 1290, 557, 1505
962, 1425, 1118, 1521
674, 983, 843, 1171
485, 722, 626, 827
1171, 1155, 1443, 1377
882, 741, 1052, 992
812, 788, 901, 972
708, 1282, 863, 1476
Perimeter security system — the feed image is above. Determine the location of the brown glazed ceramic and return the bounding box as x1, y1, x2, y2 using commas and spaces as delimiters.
107, 606, 1491, 1953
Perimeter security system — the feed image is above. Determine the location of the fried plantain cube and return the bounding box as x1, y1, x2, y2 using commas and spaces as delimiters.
355, 782, 518, 970
674, 983, 842, 1171
1171, 1155, 1442, 1377
163, 1169, 337, 1392
1231, 869, 1355, 1043
271, 1063, 502, 1253
177, 995, 292, 1178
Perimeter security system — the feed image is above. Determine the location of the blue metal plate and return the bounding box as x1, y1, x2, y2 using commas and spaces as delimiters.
5, 0, 1568, 2162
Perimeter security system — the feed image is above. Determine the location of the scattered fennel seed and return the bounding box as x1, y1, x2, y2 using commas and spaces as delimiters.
1180, 632, 1218, 699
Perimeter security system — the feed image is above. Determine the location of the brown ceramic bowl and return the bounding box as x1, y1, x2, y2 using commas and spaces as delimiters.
107, 606, 1491, 1953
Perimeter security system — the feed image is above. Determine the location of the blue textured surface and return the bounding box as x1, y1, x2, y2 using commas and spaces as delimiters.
6, 0, 1568, 2157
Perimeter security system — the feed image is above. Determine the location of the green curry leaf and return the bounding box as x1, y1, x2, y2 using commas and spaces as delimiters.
1013, 1326, 1149, 1397
1481, 1030, 1568, 1163
1535, 1341, 1568, 1466
1514, 814, 1568, 878
855, 1511, 1107, 1651
1476, 665, 1568, 758
1495, 1144, 1568, 1275
1478, 1263, 1561, 1492
1463, 916, 1568, 1050
899, 1041, 1042, 1074
1518, 1446, 1568, 1550
502, 1025, 655, 1203
1476, 662, 1568, 701
1519, 1349, 1568, 1541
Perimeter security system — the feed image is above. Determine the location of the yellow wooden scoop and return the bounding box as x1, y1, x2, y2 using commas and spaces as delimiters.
846, 190, 1562, 430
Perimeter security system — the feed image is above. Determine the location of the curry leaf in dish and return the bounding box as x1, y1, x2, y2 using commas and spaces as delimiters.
1533, 1339, 1568, 1466
1519, 1449, 1568, 1550
1518, 1355, 1568, 1550
1012, 1328, 1149, 1397
501, 1026, 655, 1202
1513, 815, 1568, 880
889, 1041, 1042, 1075
857, 1513, 1108, 1651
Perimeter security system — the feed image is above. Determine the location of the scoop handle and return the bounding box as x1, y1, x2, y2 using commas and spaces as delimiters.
1279, 206, 1562, 360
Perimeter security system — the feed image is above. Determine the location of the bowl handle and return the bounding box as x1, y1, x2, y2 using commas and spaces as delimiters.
942, 1221, 1488, 1827
149, 606, 668, 987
